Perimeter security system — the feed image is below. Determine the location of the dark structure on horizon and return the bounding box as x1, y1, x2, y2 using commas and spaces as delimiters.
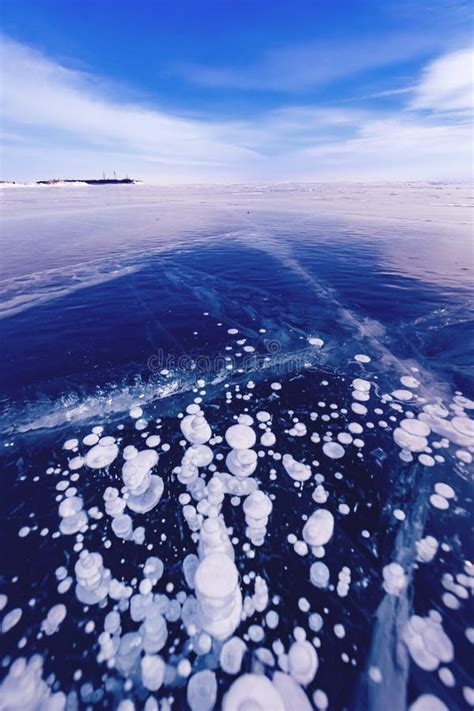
36, 178, 138, 185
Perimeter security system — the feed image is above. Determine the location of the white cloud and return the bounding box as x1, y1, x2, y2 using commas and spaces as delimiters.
410, 46, 474, 112
291, 115, 472, 181
0, 36, 472, 182
0, 37, 257, 172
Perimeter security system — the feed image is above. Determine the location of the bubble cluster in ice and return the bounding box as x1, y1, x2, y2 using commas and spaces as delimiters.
382, 562, 407, 596
122, 449, 164, 513
75, 551, 111, 605
416, 536, 439, 563
243, 490, 273, 546
0, 656, 66, 710
403, 614, 454, 671
3, 335, 471, 710
58, 496, 87, 535
195, 553, 242, 640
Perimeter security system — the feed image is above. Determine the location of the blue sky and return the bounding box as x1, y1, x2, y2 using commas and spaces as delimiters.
1, 0, 472, 182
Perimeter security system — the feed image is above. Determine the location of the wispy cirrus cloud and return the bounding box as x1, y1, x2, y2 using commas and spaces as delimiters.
172, 14, 473, 96
0, 35, 472, 183
175, 34, 438, 92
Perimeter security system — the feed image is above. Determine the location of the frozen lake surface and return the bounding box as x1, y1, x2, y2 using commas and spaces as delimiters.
0, 183, 473, 710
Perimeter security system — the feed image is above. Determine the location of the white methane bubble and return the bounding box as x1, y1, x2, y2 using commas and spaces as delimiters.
283, 453, 312, 481
187, 670, 217, 711
223, 674, 285, 711
310, 561, 330, 589
181, 412, 212, 444
226, 448, 257, 478
409, 695, 448, 711
84, 439, 119, 469
219, 637, 247, 675
273, 671, 313, 710
322, 441, 345, 460
288, 639, 319, 685
303, 509, 335, 549
225, 423, 256, 450
41, 604, 67, 636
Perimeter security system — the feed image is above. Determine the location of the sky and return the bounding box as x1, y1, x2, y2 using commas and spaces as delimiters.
0, 0, 473, 183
